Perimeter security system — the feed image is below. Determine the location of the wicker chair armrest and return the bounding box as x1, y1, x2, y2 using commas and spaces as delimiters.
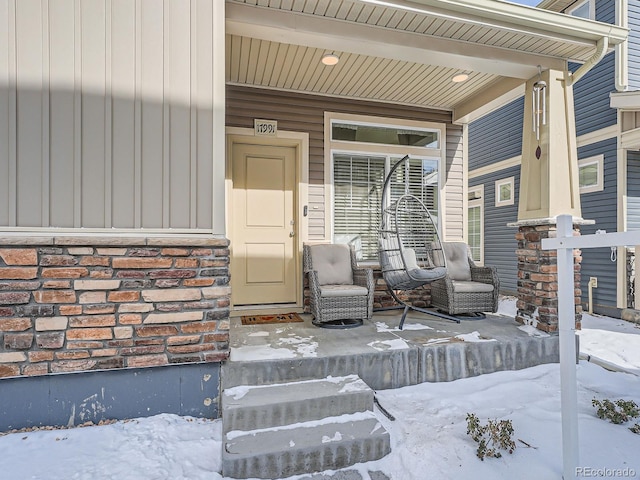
433, 273, 455, 288
307, 270, 322, 297
471, 266, 499, 286
353, 267, 374, 291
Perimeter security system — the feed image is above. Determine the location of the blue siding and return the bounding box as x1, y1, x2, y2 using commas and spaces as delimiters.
468, 139, 619, 307
466, 0, 623, 310
628, 151, 640, 231
595, 0, 614, 24
629, 1, 640, 90
568, 0, 616, 136
469, 166, 520, 294
577, 138, 619, 308
468, 97, 524, 170
572, 52, 617, 136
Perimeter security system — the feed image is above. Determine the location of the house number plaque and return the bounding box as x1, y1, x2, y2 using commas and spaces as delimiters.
254, 119, 277, 136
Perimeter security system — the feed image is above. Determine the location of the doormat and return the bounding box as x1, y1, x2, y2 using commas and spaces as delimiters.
241, 312, 304, 325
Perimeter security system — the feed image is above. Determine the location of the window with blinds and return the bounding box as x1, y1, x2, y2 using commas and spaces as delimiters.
329, 115, 443, 262
468, 205, 482, 262
333, 154, 440, 261
468, 186, 484, 264
333, 154, 386, 261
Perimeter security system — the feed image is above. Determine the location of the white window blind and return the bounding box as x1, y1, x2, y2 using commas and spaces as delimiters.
333, 154, 386, 260
468, 205, 482, 262
333, 154, 439, 261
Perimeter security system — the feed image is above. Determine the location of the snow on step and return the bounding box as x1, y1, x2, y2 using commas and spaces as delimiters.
222, 411, 391, 479
222, 375, 373, 433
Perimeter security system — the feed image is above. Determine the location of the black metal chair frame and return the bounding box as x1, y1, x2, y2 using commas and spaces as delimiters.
377, 155, 462, 329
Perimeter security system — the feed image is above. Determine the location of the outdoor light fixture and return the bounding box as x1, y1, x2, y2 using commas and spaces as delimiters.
451, 73, 469, 83
532, 65, 547, 159
321, 53, 339, 66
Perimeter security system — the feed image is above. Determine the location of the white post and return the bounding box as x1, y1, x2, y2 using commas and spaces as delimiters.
557, 214, 578, 480
543, 221, 640, 479
635, 246, 639, 309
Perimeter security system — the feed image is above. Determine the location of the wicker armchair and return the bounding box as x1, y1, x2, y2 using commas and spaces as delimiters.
303, 243, 374, 328
430, 242, 499, 315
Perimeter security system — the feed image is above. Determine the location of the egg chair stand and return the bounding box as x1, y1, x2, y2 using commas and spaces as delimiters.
377, 155, 460, 329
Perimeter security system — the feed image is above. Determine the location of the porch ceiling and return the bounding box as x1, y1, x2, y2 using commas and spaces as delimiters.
226, 0, 627, 123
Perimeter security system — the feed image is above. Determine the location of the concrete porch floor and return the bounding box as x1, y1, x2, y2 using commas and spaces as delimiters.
222, 308, 560, 391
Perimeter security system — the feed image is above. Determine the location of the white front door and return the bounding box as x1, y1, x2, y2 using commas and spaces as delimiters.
231, 142, 298, 306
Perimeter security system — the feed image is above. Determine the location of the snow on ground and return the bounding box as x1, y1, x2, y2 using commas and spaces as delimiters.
2, 296, 640, 480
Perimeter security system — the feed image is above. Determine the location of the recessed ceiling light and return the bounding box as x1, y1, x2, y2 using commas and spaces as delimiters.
321, 53, 340, 66
452, 73, 469, 83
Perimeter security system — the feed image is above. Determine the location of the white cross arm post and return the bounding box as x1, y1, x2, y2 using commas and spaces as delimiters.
541, 214, 640, 480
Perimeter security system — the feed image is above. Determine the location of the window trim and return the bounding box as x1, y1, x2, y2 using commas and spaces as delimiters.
330, 119, 441, 149
566, 0, 594, 20
578, 154, 604, 194
494, 176, 515, 207
324, 112, 446, 262
468, 185, 484, 265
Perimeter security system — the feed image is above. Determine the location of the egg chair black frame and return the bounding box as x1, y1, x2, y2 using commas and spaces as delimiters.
378, 155, 460, 329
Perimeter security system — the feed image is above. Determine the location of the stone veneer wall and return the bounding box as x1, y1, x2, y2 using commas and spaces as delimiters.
515, 224, 582, 332
0, 236, 230, 378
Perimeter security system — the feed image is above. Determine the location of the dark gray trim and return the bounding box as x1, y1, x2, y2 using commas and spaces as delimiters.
582, 302, 623, 320
0, 362, 220, 432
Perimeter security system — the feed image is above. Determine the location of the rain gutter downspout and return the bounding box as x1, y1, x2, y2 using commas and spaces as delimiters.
567, 36, 608, 87
615, 0, 629, 92
567, 0, 627, 89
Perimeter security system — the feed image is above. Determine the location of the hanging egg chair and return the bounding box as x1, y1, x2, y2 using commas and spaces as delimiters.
378, 155, 459, 328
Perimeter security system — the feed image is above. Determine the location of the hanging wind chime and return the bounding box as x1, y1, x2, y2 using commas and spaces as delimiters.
532, 66, 547, 160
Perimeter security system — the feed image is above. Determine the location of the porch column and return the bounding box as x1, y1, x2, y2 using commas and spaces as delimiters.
512, 69, 583, 332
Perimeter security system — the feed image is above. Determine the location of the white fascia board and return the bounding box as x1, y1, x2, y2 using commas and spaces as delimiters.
610, 91, 640, 110
621, 128, 640, 150
226, 3, 565, 79
382, 0, 628, 46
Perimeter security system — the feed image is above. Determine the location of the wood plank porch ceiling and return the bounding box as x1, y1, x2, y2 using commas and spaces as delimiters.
226, 0, 625, 119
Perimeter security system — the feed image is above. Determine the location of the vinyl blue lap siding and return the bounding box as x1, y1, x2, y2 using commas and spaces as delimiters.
469, 166, 520, 294
468, 139, 619, 307
467, 0, 626, 310
630, 1, 640, 90
595, 0, 615, 24
577, 138, 618, 308
468, 97, 524, 171
571, 52, 617, 137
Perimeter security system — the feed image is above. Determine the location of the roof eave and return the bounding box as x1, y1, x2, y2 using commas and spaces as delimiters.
361, 0, 628, 47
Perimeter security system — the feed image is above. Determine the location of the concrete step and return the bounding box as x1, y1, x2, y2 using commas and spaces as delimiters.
296, 469, 390, 480
222, 412, 391, 479
222, 375, 373, 433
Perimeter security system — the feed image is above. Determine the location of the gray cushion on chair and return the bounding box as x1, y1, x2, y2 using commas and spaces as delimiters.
402, 248, 419, 270
310, 244, 354, 285
443, 242, 472, 281
320, 285, 369, 297
452, 281, 494, 293
409, 266, 447, 282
